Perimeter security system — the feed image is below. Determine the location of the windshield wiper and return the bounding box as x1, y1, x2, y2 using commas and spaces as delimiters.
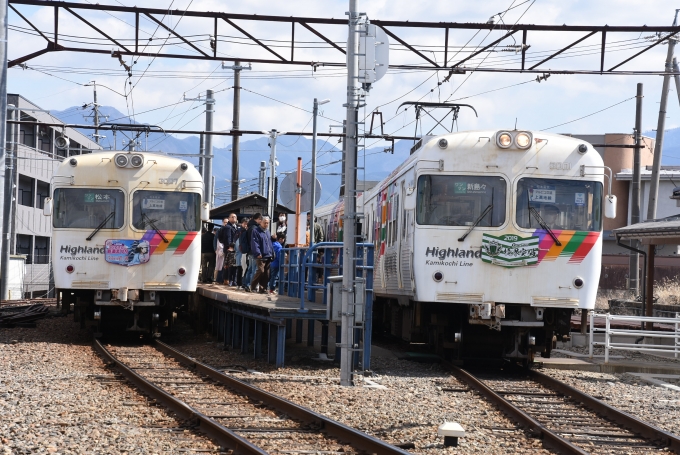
86, 211, 115, 241
458, 204, 493, 242
529, 206, 561, 246
142, 212, 168, 243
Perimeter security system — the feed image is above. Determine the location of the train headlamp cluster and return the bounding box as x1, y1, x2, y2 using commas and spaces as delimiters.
114, 153, 145, 168
496, 131, 533, 150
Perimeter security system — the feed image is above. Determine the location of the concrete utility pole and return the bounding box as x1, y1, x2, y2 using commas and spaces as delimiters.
198, 133, 204, 176
630, 83, 643, 295
92, 82, 102, 145
266, 129, 280, 234
673, 57, 680, 107
0, 0, 9, 299
340, 0, 362, 387
0, 106, 13, 301
204, 89, 215, 205
222, 62, 250, 202
310, 98, 330, 250
647, 10, 679, 221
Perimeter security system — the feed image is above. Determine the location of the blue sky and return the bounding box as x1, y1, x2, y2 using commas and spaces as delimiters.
7, 0, 680, 151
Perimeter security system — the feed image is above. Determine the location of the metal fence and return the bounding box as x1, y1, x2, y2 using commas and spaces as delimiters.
589, 312, 680, 363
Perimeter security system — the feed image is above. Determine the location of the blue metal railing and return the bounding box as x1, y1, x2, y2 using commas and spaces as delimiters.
277, 242, 375, 369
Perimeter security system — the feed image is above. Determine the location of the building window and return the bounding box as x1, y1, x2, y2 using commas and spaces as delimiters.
34, 236, 49, 264
16, 234, 32, 264
36, 180, 50, 209
19, 115, 36, 147
18, 175, 34, 207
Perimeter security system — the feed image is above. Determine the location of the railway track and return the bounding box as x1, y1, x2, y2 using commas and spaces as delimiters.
448, 362, 680, 454
93, 339, 411, 455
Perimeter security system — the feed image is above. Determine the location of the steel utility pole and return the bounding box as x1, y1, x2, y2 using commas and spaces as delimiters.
0, 0, 8, 299
647, 10, 679, 221
266, 129, 280, 234
258, 161, 266, 196
204, 89, 215, 206
222, 62, 250, 202
310, 98, 330, 250
340, 0, 362, 387
629, 83, 643, 295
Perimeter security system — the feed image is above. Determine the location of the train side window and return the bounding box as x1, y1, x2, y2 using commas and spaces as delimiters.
53, 188, 125, 229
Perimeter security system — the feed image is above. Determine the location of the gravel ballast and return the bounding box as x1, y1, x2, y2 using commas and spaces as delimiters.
0, 308, 218, 455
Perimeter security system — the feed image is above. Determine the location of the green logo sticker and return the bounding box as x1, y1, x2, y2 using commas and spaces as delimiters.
482, 233, 539, 267
454, 182, 467, 194
84, 193, 95, 203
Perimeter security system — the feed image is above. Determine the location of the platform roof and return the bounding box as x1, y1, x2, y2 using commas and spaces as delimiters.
210, 193, 294, 219
614, 214, 680, 244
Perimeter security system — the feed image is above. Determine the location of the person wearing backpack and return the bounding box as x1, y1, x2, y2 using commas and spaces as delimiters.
242, 213, 262, 292
250, 216, 274, 294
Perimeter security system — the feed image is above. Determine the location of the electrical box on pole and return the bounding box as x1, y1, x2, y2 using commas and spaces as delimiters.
358, 23, 389, 90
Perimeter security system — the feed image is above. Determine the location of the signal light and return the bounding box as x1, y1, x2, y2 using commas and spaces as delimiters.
433, 271, 443, 282
66, 265, 74, 273
178, 267, 186, 276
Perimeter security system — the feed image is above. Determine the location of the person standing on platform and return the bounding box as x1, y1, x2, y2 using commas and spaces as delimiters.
276, 213, 287, 239
250, 216, 274, 294
219, 213, 238, 285
242, 213, 262, 292
268, 232, 286, 294
200, 224, 216, 283
215, 218, 227, 283
234, 217, 248, 288
213, 226, 224, 283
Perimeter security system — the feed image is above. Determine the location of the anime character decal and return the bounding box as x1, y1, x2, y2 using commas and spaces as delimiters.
105, 239, 151, 266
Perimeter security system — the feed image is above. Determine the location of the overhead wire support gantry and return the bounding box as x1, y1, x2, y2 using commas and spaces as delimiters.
7, 0, 680, 75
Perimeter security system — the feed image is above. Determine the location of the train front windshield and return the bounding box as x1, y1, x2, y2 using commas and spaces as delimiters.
53, 188, 125, 229
132, 191, 201, 231
516, 178, 603, 231
416, 175, 507, 226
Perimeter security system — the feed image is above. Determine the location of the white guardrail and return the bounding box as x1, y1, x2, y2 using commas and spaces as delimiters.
589, 312, 680, 363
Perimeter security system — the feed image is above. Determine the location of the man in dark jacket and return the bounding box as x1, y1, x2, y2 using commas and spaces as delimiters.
200, 224, 216, 283
219, 213, 239, 285
250, 216, 274, 294
243, 213, 262, 292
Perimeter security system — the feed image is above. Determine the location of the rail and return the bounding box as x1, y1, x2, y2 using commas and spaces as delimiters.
93, 338, 411, 455
589, 312, 680, 363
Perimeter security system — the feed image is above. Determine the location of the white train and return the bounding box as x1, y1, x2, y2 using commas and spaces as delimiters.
44, 151, 208, 335
318, 130, 615, 361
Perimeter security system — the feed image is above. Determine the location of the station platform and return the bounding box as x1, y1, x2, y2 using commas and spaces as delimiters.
197, 283, 327, 319
536, 349, 680, 375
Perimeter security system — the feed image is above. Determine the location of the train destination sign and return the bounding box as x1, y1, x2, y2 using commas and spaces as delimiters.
481, 233, 539, 267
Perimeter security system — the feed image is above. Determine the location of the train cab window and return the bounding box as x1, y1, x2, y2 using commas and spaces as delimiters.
516, 178, 602, 231
53, 188, 125, 229
132, 190, 201, 232
416, 175, 507, 227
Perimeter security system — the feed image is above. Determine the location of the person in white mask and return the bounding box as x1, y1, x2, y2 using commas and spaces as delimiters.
276, 213, 287, 238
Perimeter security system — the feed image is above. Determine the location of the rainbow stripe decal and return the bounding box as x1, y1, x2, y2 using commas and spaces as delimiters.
139, 230, 197, 256
532, 229, 599, 264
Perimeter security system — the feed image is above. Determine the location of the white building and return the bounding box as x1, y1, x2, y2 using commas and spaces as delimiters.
616, 166, 680, 225
6, 94, 102, 298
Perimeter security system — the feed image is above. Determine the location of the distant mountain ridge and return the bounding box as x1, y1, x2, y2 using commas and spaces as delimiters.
53, 105, 680, 208
50, 105, 411, 207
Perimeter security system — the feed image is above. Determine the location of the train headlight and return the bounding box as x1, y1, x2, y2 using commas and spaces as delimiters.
497, 132, 512, 148
130, 154, 144, 167
178, 267, 186, 276
515, 132, 532, 149
114, 153, 129, 167
66, 265, 74, 274
433, 271, 443, 282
